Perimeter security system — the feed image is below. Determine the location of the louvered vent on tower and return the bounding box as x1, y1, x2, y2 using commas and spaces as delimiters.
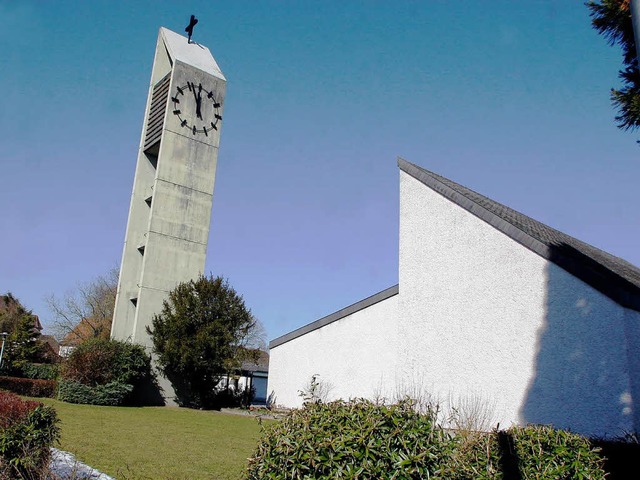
143, 72, 171, 152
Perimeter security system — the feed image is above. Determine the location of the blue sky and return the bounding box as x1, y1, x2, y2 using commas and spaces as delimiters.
1, 1, 638, 341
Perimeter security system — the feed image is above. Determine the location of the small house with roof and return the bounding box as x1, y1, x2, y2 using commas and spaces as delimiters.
239, 351, 270, 405
268, 159, 640, 438
218, 350, 270, 405
59, 317, 112, 357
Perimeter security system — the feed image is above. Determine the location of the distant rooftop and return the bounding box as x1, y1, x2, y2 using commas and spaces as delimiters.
240, 350, 269, 373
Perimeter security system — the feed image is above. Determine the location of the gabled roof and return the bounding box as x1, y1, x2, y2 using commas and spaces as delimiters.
399, 158, 640, 311
39, 335, 60, 359
40, 335, 59, 352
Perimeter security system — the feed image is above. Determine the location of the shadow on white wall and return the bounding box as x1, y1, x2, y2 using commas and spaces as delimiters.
520, 246, 638, 438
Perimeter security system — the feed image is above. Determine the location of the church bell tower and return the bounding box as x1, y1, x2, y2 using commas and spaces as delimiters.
111, 27, 226, 348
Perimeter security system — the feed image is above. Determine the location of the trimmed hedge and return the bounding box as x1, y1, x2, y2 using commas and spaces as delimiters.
0, 376, 57, 398
0, 390, 60, 479
12, 362, 59, 381
246, 399, 608, 480
58, 379, 133, 406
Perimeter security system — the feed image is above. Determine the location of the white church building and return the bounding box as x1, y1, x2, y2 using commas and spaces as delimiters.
268, 158, 640, 438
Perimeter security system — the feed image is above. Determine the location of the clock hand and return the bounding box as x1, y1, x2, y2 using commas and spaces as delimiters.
196, 84, 203, 119
189, 82, 198, 104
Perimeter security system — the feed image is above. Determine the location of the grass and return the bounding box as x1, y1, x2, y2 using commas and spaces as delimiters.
36, 398, 265, 480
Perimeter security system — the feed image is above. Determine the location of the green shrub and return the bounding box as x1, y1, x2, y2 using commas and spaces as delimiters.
60, 337, 150, 386
58, 338, 153, 405
9, 361, 58, 380
0, 376, 57, 398
443, 425, 606, 480
147, 275, 260, 410
246, 398, 608, 480
509, 424, 606, 480
0, 390, 60, 479
246, 399, 454, 479
57, 379, 133, 406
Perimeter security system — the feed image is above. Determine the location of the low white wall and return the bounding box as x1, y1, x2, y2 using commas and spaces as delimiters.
398, 171, 635, 437
268, 294, 399, 408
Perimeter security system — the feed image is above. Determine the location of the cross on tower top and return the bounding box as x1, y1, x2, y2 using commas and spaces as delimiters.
185, 15, 198, 44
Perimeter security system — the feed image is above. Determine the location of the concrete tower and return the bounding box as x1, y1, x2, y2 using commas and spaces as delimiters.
111, 27, 226, 348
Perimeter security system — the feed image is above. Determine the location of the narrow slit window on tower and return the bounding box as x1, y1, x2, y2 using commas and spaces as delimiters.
147, 153, 158, 169
130, 297, 138, 307
145, 196, 153, 207
137, 245, 145, 255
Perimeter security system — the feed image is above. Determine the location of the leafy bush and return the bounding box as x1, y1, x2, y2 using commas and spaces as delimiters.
509, 424, 606, 480
60, 337, 150, 386
9, 361, 58, 380
58, 337, 153, 405
246, 399, 453, 479
441, 426, 606, 480
0, 391, 60, 479
0, 376, 57, 398
246, 399, 608, 480
58, 379, 133, 406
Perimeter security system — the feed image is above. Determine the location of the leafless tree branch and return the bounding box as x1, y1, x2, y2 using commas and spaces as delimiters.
46, 268, 119, 342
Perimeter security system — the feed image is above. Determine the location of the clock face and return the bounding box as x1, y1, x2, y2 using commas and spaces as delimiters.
171, 81, 222, 136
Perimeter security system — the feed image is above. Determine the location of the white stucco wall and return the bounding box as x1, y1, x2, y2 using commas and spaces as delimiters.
266, 166, 638, 437
398, 171, 635, 437
268, 294, 399, 408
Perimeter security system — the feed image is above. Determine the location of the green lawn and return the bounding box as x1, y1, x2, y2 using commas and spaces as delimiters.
37, 398, 265, 480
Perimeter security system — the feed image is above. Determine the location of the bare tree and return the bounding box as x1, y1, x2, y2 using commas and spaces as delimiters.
47, 268, 119, 342
244, 317, 267, 351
